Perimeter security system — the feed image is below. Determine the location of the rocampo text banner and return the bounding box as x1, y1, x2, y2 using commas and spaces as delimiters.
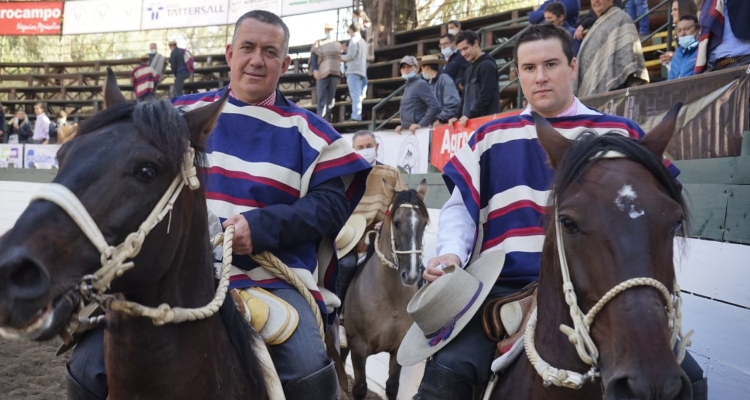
0, 1, 63, 36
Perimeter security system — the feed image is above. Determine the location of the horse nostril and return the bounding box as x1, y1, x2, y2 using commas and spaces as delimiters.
3, 257, 51, 300
608, 376, 638, 399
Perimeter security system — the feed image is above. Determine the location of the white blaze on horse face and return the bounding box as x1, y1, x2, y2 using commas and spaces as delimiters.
407, 208, 421, 280
615, 184, 645, 219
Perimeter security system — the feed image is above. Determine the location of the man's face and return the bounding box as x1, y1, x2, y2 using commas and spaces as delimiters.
671, 1, 679, 21
226, 18, 291, 105
447, 23, 458, 32
457, 40, 479, 63
352, 135, 378, 152
33, 105, 43, 115
591, 0, 614, 17
149, 44, 156, 52
439, 37, 455, 51
544, 11, 565, 27
400, 63, 417, 76
517, 38, 577, 118
676, 19, 697, 38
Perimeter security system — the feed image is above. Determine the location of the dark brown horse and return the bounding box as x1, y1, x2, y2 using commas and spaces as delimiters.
491, 105, 693, 400
0, 72, 270, 399
343, 180, 429, 400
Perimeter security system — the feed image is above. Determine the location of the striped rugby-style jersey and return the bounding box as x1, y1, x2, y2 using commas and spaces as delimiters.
173, 88, 370, 317
443, 104, 679, 285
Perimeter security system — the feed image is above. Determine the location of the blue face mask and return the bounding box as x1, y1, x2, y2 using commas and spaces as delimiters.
421, 72, 430, 80
678, 35, 697, 49
401, 71, 416, 80
441, 47, 453, 59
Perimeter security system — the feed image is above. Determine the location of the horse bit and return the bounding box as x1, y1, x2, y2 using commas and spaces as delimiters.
374, 203, 424, 270
30, 146, 237, 336
523, 151, 694, 389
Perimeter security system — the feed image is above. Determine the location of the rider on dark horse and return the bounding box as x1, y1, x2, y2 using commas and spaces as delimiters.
398, 24, 707, 400
66, 10, 371, 400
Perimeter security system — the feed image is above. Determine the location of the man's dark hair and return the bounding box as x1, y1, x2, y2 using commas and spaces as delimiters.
544, 2, 566, 18
448, 20, 461, 29
440, 33, 456, 43
349, 22, 361, 33
678, 14, 699, 26
455, 30, 479, 47
233, 10, 290, 55
34, 102, 46, 112
513, 24, 574, 66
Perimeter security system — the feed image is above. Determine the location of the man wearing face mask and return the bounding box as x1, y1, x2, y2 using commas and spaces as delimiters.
395, 55, 440, 134
147, 43, 167, 82
668, 15, 699, 80
439, 33, 470, 94
447, 20, 461, 36
420, 54, 460, 124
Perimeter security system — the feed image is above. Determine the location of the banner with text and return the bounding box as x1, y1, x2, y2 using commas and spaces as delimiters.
0, 1, 63, 35
342, 129, 431, 174
63, 0, 142, 35
281, 0, 351, 17
24, 145, 61, 169
0, 145, 24, 168
141, 0, 228, 30
228, 0, 282, 23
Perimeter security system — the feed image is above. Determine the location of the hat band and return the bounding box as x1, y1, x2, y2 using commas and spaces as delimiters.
424, 282, 483, 347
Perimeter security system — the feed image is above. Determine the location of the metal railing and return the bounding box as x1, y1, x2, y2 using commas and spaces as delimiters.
370, 83, 406, 131
624, 0, 674, 52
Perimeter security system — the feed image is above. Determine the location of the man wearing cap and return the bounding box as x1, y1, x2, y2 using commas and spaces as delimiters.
395, 55, 440, 134
310, 23, 342, 122
420, 54, 460, 124
168, 39, 191, 96
398, 24, 706, 399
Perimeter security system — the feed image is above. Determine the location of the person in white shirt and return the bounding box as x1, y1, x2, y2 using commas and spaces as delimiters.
31, 102, 50, 144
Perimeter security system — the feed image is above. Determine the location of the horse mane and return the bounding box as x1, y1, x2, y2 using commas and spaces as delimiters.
549, 131, 689, 235
218, 293, 271, 399
390, 189, 430, 222
75, 100, 207, 176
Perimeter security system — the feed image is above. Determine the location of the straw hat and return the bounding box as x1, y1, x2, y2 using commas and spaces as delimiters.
397, 254, 505, 366
420, 54, 447, 66
324, 22, 334, 31
335, 214, 367, 258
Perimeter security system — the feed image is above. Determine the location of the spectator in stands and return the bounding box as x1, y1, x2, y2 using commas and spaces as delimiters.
573, 0, 624, 55
529, 0, 580, 28
695, 0, 750, 73
625, 0, 650, 36
668, 15, 700, 80
660, 0, 700, 67
544, 2, 576, 36
447, 20, 461, 35
420, 54, 461, 124
342, 23, 369, 122
53, 110, 77, 144
148, 43, 167, 82
31, 102, 50, 144
404, 24, 707, 400
168, 39, 191, 97
440, 33, 470, 93
6, 109, 31, 144
310, 22, 343, 122
352, 9, 372, 40
575, 0, 648, 97
395, 56, 440, 134
451, 30, 500, 127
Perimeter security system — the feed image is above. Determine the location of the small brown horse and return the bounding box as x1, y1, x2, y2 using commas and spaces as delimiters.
490, 105, 693, 400
343, 180, 429, 400
0, 72, 270, 399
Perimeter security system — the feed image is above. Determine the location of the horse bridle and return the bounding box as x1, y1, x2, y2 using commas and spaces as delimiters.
523, 151, 693, 389
374, 203, 424, 270
30, 146, 236, 328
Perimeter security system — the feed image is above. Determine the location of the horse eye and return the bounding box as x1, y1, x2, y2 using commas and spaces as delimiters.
134, 163, 158, 182
560, 217, 579, 234
393, 220, 401, 229
671, 221, 683, 236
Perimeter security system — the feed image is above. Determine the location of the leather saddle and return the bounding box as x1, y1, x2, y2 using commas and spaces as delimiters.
481, 282, 537, 358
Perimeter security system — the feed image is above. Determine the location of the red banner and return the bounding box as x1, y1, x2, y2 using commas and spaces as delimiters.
0, 2, 63, 35
429, 111, 522, 171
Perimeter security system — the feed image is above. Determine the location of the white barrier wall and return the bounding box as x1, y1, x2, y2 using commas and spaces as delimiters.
0, 180, 47, 234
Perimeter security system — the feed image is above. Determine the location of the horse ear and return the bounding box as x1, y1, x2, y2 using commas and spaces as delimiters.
416, 178, 429, 201
640, 102, 682, 158
381, 178, 396, 194
533, 111, 571, 170
103, 68, 127, 108
183, 90, 229, 146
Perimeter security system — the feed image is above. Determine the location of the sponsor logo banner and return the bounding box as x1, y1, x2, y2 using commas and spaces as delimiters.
281, 0, 350, 17
0, 1, 63, 36
24, 145, 61, 169
228, 0, 282, 24
0, 144, 24, 168
63, 0, 142, 35
342, 129, 430, 174
142, 0, 228, 30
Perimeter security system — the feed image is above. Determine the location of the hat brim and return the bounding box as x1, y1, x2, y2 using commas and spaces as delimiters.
397, 251, 505, 366
336, 214, 367, 258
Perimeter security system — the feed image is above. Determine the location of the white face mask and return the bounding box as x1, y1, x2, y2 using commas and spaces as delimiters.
441, 47, 453, 59
149, 49, 156, 55
57, 119, 66, 125
448, 28, 457, 35
356, 147, 377, 164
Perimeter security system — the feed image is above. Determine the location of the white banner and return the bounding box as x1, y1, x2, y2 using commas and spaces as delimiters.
24, 145, 61, 169
228, 0, 282, 24
63, 0, 143, 35
0, 144, 24, 168
342, 129, 430, 174
281, 0, 351, 17
141, 0, 228, 30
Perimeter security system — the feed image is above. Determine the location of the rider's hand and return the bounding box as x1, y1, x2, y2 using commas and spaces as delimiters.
424, 253, 462, 282
223, 214, 253, 255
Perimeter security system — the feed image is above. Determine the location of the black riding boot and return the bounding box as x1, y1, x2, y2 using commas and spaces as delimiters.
283, 361, 340, 400
337, 251, 358, 307
66, 366, 104, 400
412, 360, 476, 400
691, 377, 708, 400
